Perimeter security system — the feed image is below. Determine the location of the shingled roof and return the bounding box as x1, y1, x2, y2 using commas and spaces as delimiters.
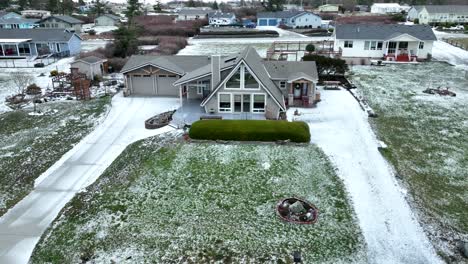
0, 28, 81, 42
335, 24, 437, 41
40, 15, 84, 24
423, 5, 468, 14
121, 55, 210, 75
257, 11, 318, 19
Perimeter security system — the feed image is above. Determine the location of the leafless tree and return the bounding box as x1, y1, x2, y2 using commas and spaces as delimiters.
11, 73, 34, 95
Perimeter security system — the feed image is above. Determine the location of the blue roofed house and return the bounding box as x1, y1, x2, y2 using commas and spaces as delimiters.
0, 28, 81, 58
257, 11, 322, 28
0, 17, 39, 29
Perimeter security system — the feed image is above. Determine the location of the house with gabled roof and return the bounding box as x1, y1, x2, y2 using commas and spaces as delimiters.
71, 56, 107, 79
38, 15, 84, 32
94, 14, 121, 27
208, 12, 236, 26
0, 28, 81, 58
257, 11, 322, 28
333, 24, 436, 62
407, 5, 468, 25
121, 47, 318, 121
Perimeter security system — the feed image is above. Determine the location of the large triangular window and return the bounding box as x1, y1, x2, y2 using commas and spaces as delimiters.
244, 67, 259, 89
225, 68, 241, 88
225, 64, 260, 89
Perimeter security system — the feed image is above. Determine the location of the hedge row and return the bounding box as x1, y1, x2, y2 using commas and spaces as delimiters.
189, 120, 310, 143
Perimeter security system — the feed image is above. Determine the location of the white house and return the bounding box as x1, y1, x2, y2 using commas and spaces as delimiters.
94, 14, 121, 27
318, 4, 340, 13
208, 12, 236, 26
407, 5, 468, 25
177, 8, 212, 21
20, 10, 51, 19
371, 3, 410, 14
333, 24, 436, 62
257, 11, 322, 28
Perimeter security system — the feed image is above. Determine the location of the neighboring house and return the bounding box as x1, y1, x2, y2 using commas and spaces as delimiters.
370, 3, 410, 14
354, 5, 370, 12
71, 56, 107, 79
333, 24, 436, 62
38, 15, 84, 32
0, 17, 39, 29
177, 8, 212, 21
121, 46, 319, 120
20, 10, 51, 19
208, 12, 236, 26
79, 5, 94, 13
318, 4, 340, 13
0, 11, 22, 19
0, 28, 82, 58
257, 11, 322, 28
407, 5, 468, 25
94, 14, 121, 26
283, 4, 304, 11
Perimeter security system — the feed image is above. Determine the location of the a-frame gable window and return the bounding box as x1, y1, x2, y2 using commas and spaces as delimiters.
225, 68, 241, 88
225, 64, 260, 90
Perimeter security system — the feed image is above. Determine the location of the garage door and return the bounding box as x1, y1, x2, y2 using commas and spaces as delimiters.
131, 76, 154, 95
156, 76, 179, 96
258, 19, 268, 26
268, 19, 277, 26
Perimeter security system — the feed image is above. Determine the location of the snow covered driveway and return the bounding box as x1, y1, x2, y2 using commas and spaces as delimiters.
0, 93, 178, 264
289, 89, 441, 264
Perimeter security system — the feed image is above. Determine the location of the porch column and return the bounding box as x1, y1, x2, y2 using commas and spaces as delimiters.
309, 82, 315, 103
288, 83, 294, 106
0, 44, 4, 56
179, 85, 183, 107
16, 44, 20, 56
384, 41, 388, 57
395, 42, 399, 58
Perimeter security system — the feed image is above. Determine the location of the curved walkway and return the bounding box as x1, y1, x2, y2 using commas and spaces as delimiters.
0, 93, 179, 264
289, 89, 442, 264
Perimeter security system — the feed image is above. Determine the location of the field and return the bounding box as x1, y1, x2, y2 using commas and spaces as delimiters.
31, 136, 365, 263
0, 97, 111, 216
351, 62, 468, 260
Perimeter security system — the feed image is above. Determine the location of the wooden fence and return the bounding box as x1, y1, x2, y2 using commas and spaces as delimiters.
442, 38, 468, 51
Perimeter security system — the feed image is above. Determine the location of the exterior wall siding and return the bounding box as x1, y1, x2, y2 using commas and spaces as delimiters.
335, 39, 434, 59
68, 35, 82, 55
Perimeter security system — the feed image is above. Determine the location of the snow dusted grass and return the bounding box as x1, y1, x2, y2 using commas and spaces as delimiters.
31, 137, 365, 263
351, 62, 468, 260
0, 97, 111, 216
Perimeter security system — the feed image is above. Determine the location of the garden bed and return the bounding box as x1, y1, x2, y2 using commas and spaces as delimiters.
189, 120, 310, 142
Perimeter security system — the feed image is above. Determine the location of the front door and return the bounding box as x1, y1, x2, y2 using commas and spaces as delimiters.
242, 94, 251, 113
388, 41, 397, 54
294, 83, 302, 99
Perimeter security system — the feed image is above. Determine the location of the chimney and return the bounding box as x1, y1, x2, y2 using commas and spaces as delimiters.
211, 55, 221, 91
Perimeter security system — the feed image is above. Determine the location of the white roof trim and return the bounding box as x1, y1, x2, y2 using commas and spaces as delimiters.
0, 38, 31, 43
121, 62, 182, 75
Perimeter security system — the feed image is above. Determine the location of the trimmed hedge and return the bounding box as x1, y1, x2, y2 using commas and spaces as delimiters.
189, 120, 310, 143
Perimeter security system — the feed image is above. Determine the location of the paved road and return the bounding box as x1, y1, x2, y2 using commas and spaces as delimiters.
289, 89, 442, 264
0, 93, 179, 264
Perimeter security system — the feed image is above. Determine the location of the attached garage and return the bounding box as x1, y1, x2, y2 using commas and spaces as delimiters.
258, 19, 268, 26
131, 75, 154, 95
130, 74, 179, 96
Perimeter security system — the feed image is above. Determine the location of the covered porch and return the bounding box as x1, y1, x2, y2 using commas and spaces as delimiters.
286, 76, 317, 108
171, 99, 265, 128
383, 34, 423, 62
0, 39, 33, 58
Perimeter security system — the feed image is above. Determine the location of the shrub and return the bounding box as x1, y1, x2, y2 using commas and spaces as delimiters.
34, 63, 45, 68
189, 120, 311, 143
50, 70, 58, 76
26, 84, 42, 95
413, 18, 419, 24
306, 43, 315, 53
88, 29, 96, 35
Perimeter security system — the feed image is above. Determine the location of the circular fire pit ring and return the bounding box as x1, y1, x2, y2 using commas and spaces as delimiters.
276, 197, 318, 224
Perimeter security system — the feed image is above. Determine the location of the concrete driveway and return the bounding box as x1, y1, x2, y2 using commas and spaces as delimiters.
0, 93, 179, 264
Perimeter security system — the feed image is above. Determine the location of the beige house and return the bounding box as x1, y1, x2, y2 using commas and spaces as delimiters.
71, 56, 107, 79
39, 15, 84, 32
318, 4, 340, 13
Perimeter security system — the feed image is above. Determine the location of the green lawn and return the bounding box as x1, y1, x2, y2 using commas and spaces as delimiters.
31, 136, 365, 263
351, 62, 468, 260
0, 97, 111, 216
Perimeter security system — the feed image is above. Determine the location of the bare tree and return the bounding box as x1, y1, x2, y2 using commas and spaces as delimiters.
11, 73, 34, 95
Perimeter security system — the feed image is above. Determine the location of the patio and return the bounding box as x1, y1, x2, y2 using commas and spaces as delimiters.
171, 99, 265, 128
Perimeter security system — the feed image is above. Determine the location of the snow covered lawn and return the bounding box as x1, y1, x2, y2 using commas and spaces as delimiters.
0, 96, 111, 216
31, 138, 365, 263
351, 62, 468, 261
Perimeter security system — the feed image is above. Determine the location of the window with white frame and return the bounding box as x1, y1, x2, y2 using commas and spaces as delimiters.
377, 41, 383, 50
344, 41, 353, 48
364, 41, 370, 50
225, 68, 241, 88
279, 81, 286, 89
225, 64, 259, 89
364, 41, 383, 51
252, 94, 266, 113
419, 42, 424, 49
219, 93, 232, 112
